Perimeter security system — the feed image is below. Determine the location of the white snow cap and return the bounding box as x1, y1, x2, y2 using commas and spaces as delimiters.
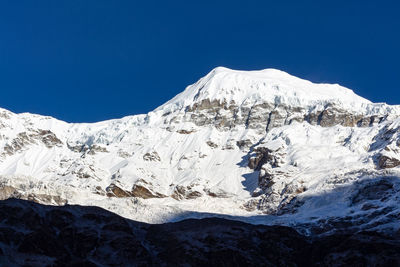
157, 66, 371, 113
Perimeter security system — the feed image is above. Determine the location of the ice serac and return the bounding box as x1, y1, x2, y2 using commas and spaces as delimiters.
0, 67, 400, 235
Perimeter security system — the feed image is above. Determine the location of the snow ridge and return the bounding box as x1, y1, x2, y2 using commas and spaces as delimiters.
156, 67, 398, 116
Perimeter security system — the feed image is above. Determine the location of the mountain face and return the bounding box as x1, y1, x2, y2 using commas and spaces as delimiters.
1, 67, 400, 235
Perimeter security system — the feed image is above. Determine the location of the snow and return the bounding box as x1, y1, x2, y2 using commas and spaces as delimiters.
0, 67, 399, 233
156, 67, 398, 116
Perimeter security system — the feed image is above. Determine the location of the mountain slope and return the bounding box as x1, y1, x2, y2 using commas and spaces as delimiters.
0, 67, 400, 234
1, 198, 400, 266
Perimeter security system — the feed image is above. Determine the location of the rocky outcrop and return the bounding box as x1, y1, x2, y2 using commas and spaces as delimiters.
378, 155, 400, 169
36, 130, 63, 148
248, 147, 276, 170
204, 188, 231, 198
25, 193, 67, 205
165, 99, 389, 133
67, 143, 108, 155
2, 129, 62, 156
176, 129, 196, 134
0, 185, 66, 205
236, 139, 253, 150
106, 183, 166, 199
143, 151, 161, 161
131, 184, 166, 199
106, 183, 132, 198
206, 141, 218, 148
87, 145, 109, 155
244, 143, 309, 214
0, 185, 19, 200
61, 159, 106, 180
171, 185, 202, 200
117, 149, 132, 158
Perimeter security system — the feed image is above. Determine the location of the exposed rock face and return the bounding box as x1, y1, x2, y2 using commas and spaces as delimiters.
0, 185, 66, 205
245, 143, 296, 213
379, 155, 400, 168
206, 141, 218, 148
236, 139, 253, 150
1, 199, 400, 267
0, 185, 19, 200
131, 184, 166, 199
143, 151, 161, 161
36, 130, 63, 148
176, 129, 196, 134
171, 185, 202, 200
87, 144, 109, 155
106, 183, 132, 198
167, 99, 389, 134
68, 144, 108, 155
248, 147, 277, 170
2, 129, 62, 156
25, 193, 67, 206
106, 183, 166, 199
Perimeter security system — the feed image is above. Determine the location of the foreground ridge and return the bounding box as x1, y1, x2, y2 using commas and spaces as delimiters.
1, 198, 399, 266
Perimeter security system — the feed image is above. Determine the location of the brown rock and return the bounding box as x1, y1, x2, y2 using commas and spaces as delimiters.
176, 129, 196, 134
143, 151, 161, 161
206, 141, 218, 148
106, 184, 132, 198
378, 155, 400, 169
172, 185, 202, 200
0, 185, 19, 200
131, 185, 166, 199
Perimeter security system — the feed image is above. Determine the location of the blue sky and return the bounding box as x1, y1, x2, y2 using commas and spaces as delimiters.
0, 0, 399, 122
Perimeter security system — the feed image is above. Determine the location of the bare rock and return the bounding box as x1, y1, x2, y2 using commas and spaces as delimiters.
378, 155, 400, 169
317, 106, 362, 127
26, 194, 67, 206
94, 186, 106, 196
176, 129, 196, 134
106, 184, 132, 198
206, 141, 218, 148
2, 129, 62, 157
36, 130, 63, 148
204, 189, 230, 198
131, 185, 166, 199
236, 139, 253, 150
172, 98, 385, 134
0, 185, 19, 200
87, 145, 109, 155
171, 185, 202, 200
143, 151, 161, 161
117, 150, 131, 158
248, 147, 274, 170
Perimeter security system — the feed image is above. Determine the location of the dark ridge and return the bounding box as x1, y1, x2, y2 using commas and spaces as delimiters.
0, 198, 400, 266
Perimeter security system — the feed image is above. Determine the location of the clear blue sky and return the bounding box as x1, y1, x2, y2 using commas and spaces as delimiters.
0, 0, 399, 122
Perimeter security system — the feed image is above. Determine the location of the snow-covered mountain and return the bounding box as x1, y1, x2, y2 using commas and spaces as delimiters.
1, 67, 400, 234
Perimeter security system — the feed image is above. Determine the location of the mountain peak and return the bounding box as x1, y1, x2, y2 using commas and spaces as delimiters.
156, 67, 372, 114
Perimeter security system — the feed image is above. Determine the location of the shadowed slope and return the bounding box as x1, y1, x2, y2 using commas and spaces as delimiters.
0, 198, 400, 266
